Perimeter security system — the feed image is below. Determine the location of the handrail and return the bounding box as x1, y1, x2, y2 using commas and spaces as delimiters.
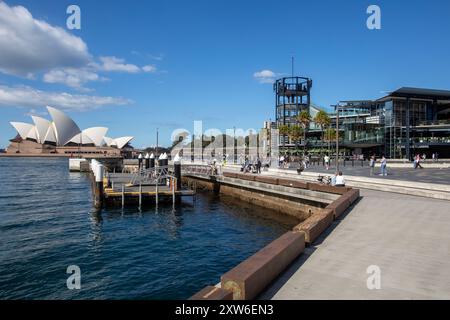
128, 165, 175, 186
181, 164, 221, 177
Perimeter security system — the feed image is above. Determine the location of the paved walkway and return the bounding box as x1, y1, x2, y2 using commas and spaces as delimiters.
261, 189, 450, 300
298, 165, 450, 185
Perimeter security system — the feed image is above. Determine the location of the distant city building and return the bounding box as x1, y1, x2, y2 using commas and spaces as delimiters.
6, 106, 134, 157
331, 88, 450, 159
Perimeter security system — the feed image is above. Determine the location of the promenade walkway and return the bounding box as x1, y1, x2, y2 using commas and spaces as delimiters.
260, 189, 450, 299
300, 164, 450, 186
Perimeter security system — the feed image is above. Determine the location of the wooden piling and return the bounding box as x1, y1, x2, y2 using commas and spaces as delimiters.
172, 178, 176, 204
155, 180, 159, 205
139, 183, 142, 209
121, 184, 125, 208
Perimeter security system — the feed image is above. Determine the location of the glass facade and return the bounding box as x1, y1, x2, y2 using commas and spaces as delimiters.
332, 94, 450, 159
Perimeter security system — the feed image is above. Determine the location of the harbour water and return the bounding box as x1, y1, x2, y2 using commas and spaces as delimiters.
0, 157, 296, 299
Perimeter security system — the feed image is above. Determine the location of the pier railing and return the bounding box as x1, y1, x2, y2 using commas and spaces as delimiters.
129, 165, 174, 186
181, 164, 221, 177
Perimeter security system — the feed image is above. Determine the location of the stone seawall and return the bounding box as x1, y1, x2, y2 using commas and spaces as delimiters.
186, 172, 360, 301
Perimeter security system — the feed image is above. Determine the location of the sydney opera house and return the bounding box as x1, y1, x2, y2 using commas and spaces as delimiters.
6, 106, 134, 157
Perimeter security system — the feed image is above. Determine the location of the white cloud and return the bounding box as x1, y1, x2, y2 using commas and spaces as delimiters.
253, 70, 280, 84
43, 68, 107, 90
0, 2, 91, 78
94, 56, 140, 73
0, 85, 131, 111
142, 65, 157, 73
0, 2, 161, 91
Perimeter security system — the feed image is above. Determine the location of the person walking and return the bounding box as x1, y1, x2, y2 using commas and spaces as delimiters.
369, 155, 376, 176
256, 157, 262, 174
279, 155, 285, 168
324, 154, 330, 170
380, 155, 387, 176
305, 154, 310, 168
415, 154, 423, 169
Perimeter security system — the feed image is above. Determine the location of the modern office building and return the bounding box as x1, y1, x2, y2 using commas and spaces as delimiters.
6, 106, 134, 157
270, 76, 450, 159
332, 87, 450, 159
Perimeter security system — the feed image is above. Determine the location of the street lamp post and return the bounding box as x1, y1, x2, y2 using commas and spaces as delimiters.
233, 126, 236, 164
333, 104, 340, 171
156, 128, 159, 157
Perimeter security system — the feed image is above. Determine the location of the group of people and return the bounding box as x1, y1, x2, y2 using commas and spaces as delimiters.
318, 171, 346, 187
241, 157, 262, 174
369, 154, 388, 176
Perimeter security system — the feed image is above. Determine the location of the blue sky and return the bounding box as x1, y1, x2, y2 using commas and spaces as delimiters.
1, 0, 450, 148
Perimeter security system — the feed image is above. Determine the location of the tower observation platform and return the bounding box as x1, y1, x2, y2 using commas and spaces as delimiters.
274, 76, 312, 126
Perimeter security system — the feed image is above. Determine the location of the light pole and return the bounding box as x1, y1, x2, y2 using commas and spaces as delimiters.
233, 126, 236, 164
156, 127, 159, 157
334, 104, 340, 171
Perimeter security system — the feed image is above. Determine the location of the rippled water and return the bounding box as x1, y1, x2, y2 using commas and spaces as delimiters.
0, 157, 296, 299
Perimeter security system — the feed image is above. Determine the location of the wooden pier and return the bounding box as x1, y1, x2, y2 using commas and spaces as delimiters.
104, 173, 195, 206
90, 159, 195, 209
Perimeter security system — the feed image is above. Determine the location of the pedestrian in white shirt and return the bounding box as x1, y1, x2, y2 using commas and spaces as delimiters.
335, 171, 346, 187
324, 155, 330, 170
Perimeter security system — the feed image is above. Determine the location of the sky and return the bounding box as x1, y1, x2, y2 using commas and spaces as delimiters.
1, 0, 450, 149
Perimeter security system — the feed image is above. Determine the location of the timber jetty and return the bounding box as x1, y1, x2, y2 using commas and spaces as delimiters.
89, 155, 196, 209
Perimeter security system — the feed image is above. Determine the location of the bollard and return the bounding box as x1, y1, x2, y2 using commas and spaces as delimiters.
94, 164, 104, 209
145, 153, 150, 169
150, 153, 155, 169
174, 157, 182, 191
139, 183, 142, 209
138, 154, 143, 170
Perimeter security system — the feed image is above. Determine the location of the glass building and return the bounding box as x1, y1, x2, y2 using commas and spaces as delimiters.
333, 88, 450, 159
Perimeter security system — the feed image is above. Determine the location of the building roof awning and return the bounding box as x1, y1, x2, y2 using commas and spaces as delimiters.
377, 87, 450, 101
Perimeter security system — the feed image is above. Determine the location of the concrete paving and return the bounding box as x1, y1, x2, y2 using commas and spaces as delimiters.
260, 189, 450, 300
299, 164, 450, 185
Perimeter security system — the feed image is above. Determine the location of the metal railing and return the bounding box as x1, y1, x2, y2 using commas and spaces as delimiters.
129, 165, 173, 186
181, 164, 220, 177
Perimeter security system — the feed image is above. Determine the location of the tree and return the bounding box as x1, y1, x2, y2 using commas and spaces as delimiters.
324, 128, 337, 142
297, 110, 311, 156
288, 125, 303, 147
324, 127, 335, 153
278, 124, 290, 150
314, 110, 331, 152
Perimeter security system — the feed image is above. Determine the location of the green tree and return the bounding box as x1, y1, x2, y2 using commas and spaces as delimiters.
288, 125, 303, 146
324, 128, 337, 142
314, 110, 331, 150
278, 124, 290, 149
297, 110, 311, 155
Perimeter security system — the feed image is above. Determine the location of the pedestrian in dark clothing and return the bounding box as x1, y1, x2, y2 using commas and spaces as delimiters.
256, 158, 262, 174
